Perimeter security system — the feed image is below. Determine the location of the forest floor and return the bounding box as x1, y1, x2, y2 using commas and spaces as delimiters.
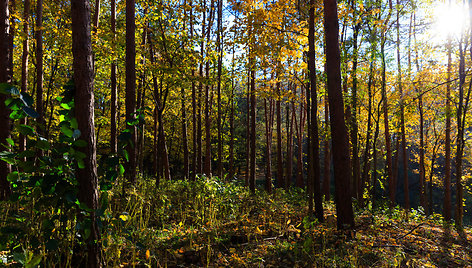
100, 177, 472, 267
1, 176, 472, 267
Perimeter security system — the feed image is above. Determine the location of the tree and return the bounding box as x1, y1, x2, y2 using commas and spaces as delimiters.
36, 0, 44, 134
110, 0, 117, 154
0, 0, 11, 200
308, 0, 323, 222
323, 0, 354, 229
125, 0, 137, 184
19, 0, 31, 153
71, 0, 101, 265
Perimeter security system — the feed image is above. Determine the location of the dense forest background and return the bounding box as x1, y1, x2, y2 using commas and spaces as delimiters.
1, 0, 472, 266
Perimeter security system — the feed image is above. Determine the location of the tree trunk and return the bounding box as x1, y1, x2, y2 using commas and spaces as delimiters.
381, 37, 394, 208
110, 0, 117, 154
323, 0, 354, 229
308, 0, 323, 221
264, 97, 274, 193
216, 0, 223, 179
396, 0, 409, 210
71, 0, 101, 266
351, 23, 360, 201
0, 0, 11, 200
125, 0, 137, 184
36, 0, 44, 135
19, 0, 31, 153
249, 67, 256, 194
276, 81, 283, 188
322, 92, 331, 201
444, 20, 452, 222
286, 95, 294, 189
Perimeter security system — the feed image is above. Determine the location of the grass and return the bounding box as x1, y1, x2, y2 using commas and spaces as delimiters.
1, 175, 472, 267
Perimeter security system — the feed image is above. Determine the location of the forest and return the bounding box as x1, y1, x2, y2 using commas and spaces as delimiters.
0, 0, 472, 266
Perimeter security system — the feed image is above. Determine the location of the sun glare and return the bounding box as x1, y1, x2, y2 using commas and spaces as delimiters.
432, 1, 468, 42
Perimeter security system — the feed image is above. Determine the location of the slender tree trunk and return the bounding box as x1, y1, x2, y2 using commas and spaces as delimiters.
216, 0, 223, 179
323, 0, 354, 229
125, 0, 137, 184
360, 48, 376, 208
351, 23, 360, 200
381, 37, 394, 208
228, 45, 235, 180
245, 75, 250, 187
396, 0, 409, 210
249, 67, 256, 193
0, 0, 11, 200
110, 0, 117, 154
197, 0, 206, 176
308, 0, 323, 221
264, 97, 274, 193
36, 0, 44, 134
444, 20, 452, 222
93, 0, 100, 30
71, 0, 101, 266
190, 0, 197, 180
276, 81, 283, 188
286, 95, 294, 189
455, 34, 467, 232
322, 92, 331, 201
19, 0, 31, 153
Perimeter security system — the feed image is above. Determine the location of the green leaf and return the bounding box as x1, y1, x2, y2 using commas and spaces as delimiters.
25, 254, 42, 268
60, 125, 73, 138
73, 139, 87, 147
60, 103, 72, 110
18, 124, 35, 136
6, 138, 14, 146
22, 106, 39, 118
77, 159, 85, 169
0, 83, 19, 95
70, 118, 78, 129
118, 164, 125, 175
35, 139, 50, 150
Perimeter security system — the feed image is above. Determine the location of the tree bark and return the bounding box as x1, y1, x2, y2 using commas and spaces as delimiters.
71, 0, 101, 266
276, 81, 283, 188
125, 0, 137, 184
19, 0, 31, 153
264, 97, 274, 193
308, 0, 323, 221
110, 0, 117, 154
36, 0, 44, 135
323, 0, 354, 229
396, 0, 409, 210
444, 19, 452, 222
0, 0, 11, 200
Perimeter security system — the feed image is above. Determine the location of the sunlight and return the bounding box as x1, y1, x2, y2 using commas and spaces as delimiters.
432, 1, 468, 42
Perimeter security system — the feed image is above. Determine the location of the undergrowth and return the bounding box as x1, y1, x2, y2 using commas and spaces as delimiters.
1, 175, 472, 267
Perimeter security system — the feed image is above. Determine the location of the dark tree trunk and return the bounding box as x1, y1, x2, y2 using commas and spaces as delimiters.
19, 0, 31, 153
125, 0, 137, 184
276, 81, 283, 188
323, 0, 354, 229
322, 93, 331, 201
308, 0, 323, 221
110, 0, 117, 154
249, 67, 256, 194
444, 25, 452, 222
36, 0, 44, 135
71, 0, 101, 266
216, 0, 223, 179
0, 0, 11, 200
286, 94, 294, 189
93, 0, 100, 30
381, 37, 394, 208
351, 23, 360, 201
396, 0, 409, 210
264, 97, 274, 193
